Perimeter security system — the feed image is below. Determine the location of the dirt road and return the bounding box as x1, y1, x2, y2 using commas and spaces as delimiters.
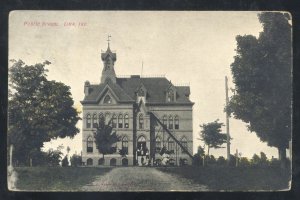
82, 167, 208, 191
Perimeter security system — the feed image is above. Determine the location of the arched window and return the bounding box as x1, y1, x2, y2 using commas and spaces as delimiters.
181, 137, 188, 153
87, 158, 93, 166
87, 136, 93, 153
104, 95, 112, 104
86, 114, 91, 128
168, 137, 175, 154
105, 112, 110, 124
122, 136, 128, 154
110, 158, 116, 166
162, 115, 167, 127
155, 137, 162, 153
174, 115, 179, 129
122, 158, 128, 166
167, 89, 175, 102
124, 114, 129, 128
93, 114, 97, 128
118, 114, 123, 128
112, 114, 117, 128
139, 114, 144, 129
169, 116, 173, 129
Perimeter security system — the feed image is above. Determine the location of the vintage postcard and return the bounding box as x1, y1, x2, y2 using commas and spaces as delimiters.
7, 11, 292, 191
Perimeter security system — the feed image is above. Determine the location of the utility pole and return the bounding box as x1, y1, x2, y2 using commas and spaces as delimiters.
225, 76, 231, 163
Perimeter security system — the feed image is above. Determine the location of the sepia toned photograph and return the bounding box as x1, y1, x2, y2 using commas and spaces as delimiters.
7, 11, 292, 191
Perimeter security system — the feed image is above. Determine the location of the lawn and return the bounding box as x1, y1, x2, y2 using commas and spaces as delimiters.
157, 166, 291, 191
13, 167, 112, 191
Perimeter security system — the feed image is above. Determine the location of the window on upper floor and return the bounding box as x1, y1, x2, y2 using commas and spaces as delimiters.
86, 114, 91, 128
167, 89, 175, 102
99, 113, 104, 124
118, 114, 123, 128
112, 114, 117, 128
162, 115, 167, 127
122, 136, 128, 154
181, 137, 188, 154
138, 88, 145, 96
93, 114, 98, 128
175, 115, 179, 129
168, 137, 175, 154
169, 116, 173, 129
105, 113, 110, 124
139, 114, 144, 129
87, 136, 93, 153
124, 114, 129, 128
104, 95, 112, 104
155, 137, 162, 153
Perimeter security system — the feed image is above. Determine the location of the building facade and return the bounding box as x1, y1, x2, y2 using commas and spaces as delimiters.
81, 43, 194, 166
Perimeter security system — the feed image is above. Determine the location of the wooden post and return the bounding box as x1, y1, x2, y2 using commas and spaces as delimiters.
9, 145, 13, 167
225, 76, 231, 163
236, 149, 238, 167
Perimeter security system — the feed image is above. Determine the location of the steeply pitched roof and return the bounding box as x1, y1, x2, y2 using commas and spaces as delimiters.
82, 79, 133, 103
81, 76, 193, 105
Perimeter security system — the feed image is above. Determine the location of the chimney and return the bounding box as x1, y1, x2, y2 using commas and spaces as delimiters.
84, 81, 90, 96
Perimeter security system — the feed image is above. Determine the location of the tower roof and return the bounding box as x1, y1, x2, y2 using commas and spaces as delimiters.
101, 36, 116, 61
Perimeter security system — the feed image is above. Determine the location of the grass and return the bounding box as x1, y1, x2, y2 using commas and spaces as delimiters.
157, 165, 291, 191
14, 166, 112, 191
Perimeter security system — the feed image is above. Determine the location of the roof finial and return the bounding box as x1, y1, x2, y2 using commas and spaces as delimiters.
107, 35, 111, 48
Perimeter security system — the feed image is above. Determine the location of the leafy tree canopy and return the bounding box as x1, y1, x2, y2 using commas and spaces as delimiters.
8, 60, 80, 165
227, 12, 292, 159
199, 119, 227, 155
93, 117, 120, 159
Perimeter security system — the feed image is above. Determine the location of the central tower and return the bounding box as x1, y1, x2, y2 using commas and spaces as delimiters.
101, 36, 117, 83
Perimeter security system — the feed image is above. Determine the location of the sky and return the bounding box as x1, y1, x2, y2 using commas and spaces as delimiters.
9, 11, 284, 159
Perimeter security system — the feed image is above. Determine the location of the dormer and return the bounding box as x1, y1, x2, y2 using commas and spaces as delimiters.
136, 83, 147, 103
165, 83, 177, 102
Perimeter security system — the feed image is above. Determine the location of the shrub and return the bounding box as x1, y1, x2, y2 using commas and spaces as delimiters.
229, 154, 237, 167
239, 157, 251, 167
70, 154, 82, 167
61, 155, 69, 167
217, 156, 226, 166
31, 149, 63, 166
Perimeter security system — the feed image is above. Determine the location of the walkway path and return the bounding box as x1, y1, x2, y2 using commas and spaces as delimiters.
82, 167, 208, 191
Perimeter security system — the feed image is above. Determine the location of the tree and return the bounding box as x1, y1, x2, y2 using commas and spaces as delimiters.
93, 117, 120, 160
260, 152, 268, 166
228, 12, 292, 161
251, 154, 260, 166
217, 156, 227, 166
239, 157, 251, 167
8, 60, 80, 165
70, 154, 82, 167
192, 146, 205, 166
61, 155, 69, 167
199, 120, 227, 155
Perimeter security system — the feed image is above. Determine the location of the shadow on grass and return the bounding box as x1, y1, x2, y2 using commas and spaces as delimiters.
156, 165, 291, 191
13, 166, 112, 191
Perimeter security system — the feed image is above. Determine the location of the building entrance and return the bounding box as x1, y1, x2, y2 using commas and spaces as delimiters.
136, 136, 149, 166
